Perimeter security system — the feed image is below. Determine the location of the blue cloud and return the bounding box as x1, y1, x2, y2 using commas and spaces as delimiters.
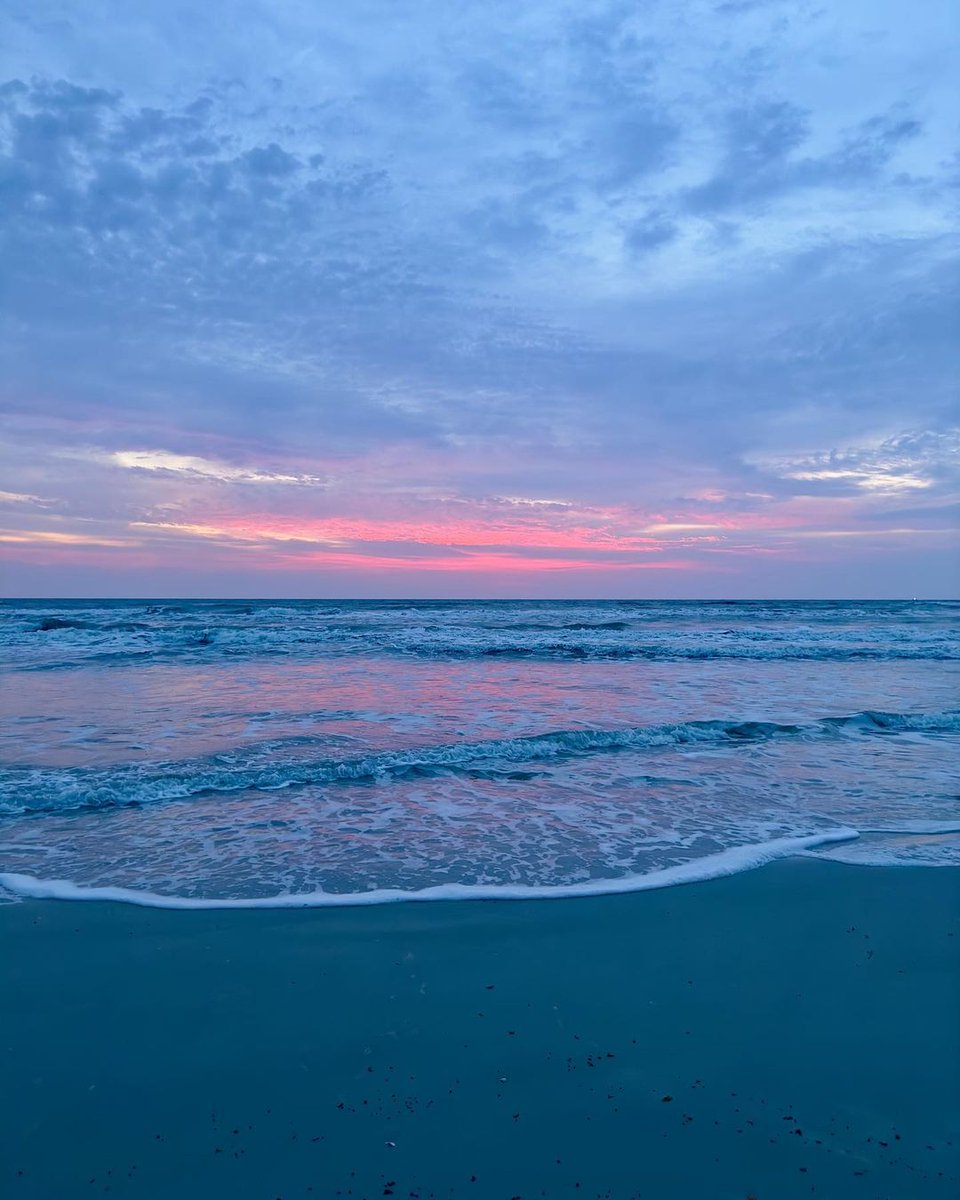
685, 101, 923, 213
624, 209, 677, 254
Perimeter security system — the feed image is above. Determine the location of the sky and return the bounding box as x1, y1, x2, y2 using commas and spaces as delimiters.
1, 0, 957, 599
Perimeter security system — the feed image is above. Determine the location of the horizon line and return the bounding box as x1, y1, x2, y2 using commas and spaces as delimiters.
2, 596, 952, 604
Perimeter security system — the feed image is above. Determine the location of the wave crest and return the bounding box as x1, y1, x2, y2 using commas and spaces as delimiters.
1, 708, 956, 816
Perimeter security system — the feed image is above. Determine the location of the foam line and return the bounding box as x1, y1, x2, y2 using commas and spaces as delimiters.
0, 828, 860, 910
856, 821, 960, 834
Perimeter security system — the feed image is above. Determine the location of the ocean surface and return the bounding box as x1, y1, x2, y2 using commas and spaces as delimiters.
1, 598, 958, 906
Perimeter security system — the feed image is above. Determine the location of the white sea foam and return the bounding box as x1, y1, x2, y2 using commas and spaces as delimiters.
856, 821, 960, 834
0, 828, 860, 909
803, 822, 960, 867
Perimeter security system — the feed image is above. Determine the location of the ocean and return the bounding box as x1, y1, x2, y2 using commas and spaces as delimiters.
1, 598, 958, 905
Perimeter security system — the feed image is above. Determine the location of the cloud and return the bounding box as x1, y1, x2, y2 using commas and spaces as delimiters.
101, 449, 328, 487
752, 429, 960, 496
685, 101, 923, 214
0, 490, 57, 506
0, 528, 133, 548
624, 209, 677, 254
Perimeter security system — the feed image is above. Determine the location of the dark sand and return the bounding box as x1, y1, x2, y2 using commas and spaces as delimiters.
2, 858, 958, 1199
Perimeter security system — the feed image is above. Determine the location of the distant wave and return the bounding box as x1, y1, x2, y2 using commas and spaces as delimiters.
2, 708, 956, 816
8, 638, 959, 672
477, 619, 633, 632
3, 598, 956, 671
34, 618, 152, 634
0, 828, 861, 908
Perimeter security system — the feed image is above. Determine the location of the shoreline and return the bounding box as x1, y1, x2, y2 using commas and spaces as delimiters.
0, 828, 863, 909
3, 857, 958, 1199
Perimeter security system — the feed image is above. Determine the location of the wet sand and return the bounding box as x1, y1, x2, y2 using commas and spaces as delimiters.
2, 858, 958, 1199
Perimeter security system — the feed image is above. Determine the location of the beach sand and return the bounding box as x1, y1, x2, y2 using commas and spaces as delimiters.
2, 858, 958, 1199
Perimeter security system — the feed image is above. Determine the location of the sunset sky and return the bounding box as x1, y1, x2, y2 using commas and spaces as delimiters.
1, 1, 957, 598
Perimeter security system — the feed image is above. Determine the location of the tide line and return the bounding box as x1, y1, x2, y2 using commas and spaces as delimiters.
0, 828, 860, 910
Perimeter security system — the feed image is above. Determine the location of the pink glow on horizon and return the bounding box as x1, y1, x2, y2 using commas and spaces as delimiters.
270, 550, 696, 573
2, 473, 927, 585
136, 513, 672, 552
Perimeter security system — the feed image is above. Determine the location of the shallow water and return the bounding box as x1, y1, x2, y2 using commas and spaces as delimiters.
1, 599, 957, 903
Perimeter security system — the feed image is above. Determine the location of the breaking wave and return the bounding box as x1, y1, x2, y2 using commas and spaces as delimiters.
2, 708, 956, 816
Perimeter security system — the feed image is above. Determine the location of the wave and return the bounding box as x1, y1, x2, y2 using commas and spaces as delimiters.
802, 822, 960, 867
0, 828, 861, 909
4, 600, 957, 672
9, 640, 959, 673
34, 617, 90, 632
478, 620, 632, 632
2, 708, 956, 816
856, 820, 960, 834
467, 644, 958, 661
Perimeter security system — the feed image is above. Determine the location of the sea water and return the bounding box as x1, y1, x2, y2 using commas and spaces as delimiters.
0, 599, 957, 904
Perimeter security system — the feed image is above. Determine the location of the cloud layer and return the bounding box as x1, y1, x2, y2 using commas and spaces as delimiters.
1, 1, 957, 596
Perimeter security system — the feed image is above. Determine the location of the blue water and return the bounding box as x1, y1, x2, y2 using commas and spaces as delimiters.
1, 599, 958, 904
